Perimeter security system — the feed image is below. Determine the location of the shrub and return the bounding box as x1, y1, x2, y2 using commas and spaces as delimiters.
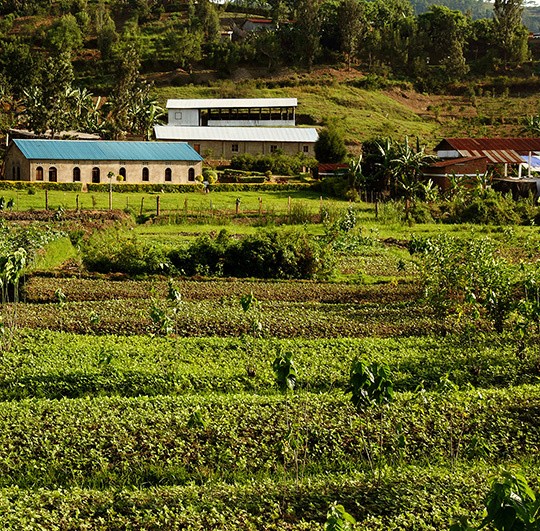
230, 153, 317, 176
81, 231, 169, 275
314, 126, 347, 163
168, 228, 333, 280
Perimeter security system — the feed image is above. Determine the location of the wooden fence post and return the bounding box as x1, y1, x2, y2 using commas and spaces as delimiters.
45, 189, 48, 210
156, 196, 160, 217
140, 197, 145, 216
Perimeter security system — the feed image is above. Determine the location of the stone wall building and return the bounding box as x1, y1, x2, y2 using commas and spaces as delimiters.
3, 139, 203, 184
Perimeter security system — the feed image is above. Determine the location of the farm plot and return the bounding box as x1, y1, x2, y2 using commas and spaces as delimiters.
1, 219, 540, 529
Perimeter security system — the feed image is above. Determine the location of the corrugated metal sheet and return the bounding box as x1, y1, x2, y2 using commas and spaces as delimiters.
14, 139, 203, 162
166, 98, 298, 110
434, 138, 540, 155
429, 156, 486, 168
458, 148, 523, 164
154, 126, 318, 143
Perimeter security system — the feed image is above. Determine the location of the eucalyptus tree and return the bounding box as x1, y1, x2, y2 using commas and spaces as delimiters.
492, 0, 529, 67
292, 0, 322, 70
337, 0, 366, 69
365, 0, 416, 72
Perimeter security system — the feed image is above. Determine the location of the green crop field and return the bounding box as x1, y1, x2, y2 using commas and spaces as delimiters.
0, 189, 539, 529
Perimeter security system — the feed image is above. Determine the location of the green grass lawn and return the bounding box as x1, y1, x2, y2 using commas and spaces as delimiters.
0, 188, 352, 216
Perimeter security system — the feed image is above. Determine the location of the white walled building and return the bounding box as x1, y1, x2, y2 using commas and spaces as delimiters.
166, 98, 297, 128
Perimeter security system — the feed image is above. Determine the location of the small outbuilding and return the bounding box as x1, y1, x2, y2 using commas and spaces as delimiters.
3, 139, 203, 184
423, 156, 488, 192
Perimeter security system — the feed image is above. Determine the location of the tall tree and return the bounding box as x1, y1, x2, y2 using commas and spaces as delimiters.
416, 5, 471, 81
104, 44, 141, 138
492, 0, 528, 67
0, 40, 41, 99
315, 125, 347, 163
367, 0, 416, 72
96, 12, 119, 60
164, 25, 203, 73
22, 53, 75, 137
194, 0, 221, 43
337, 0, 366, 70
293, 0, 322, 70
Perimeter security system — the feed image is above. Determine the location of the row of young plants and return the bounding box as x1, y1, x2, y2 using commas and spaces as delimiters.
0, 386, 537, 488
0, 331, 538, 400
22, 276, 418, 304
12, 298, 441, 338
0, 464, 530, 530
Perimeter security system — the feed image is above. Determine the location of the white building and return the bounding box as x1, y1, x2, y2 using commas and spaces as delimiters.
158, 97, 318, 158
166, 98, 298, 128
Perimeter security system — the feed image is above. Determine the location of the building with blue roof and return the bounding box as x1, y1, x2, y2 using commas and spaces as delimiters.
3, 139, 203, 184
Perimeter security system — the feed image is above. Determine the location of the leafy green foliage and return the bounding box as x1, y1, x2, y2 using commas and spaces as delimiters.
452, 471, 540, 531
230, 153, 317, 176
81, 230, 169, 275
169, 228, 333, 280
410, 234, 518, 332
325, 502, 356, 531
315, 126, 348, 164
347, 360, 393, 410
272, 351, 297, 392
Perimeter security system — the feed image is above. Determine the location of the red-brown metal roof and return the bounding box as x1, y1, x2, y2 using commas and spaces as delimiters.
435, 138, 540, 156
429, 155, 486, 168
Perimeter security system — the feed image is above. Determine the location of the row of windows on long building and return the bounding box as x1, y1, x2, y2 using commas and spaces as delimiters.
32, 166, 197, 182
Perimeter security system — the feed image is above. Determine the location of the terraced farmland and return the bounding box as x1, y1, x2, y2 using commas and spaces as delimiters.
0, 207, 539, 530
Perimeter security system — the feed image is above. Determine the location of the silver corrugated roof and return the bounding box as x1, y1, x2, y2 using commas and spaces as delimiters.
154, 126, 318, 143
166, 98, 297, 109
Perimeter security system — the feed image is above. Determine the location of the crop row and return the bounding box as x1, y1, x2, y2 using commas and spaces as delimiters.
0, 464, 527, 530
10, 299, 445, 338
3, 331, 538, 399
22, 277, 419, 305
0, 387, 537, 488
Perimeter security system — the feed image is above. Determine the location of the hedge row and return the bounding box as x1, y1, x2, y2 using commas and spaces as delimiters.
0, 181, 313, 194
86, 183, 313, 193
0, 181, 82, 191
3, 331, 538, 399
0, 387, 537, 487
0, 465, 521, 530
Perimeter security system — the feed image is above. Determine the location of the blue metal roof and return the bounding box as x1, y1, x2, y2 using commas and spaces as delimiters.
13, 139, 203, 162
